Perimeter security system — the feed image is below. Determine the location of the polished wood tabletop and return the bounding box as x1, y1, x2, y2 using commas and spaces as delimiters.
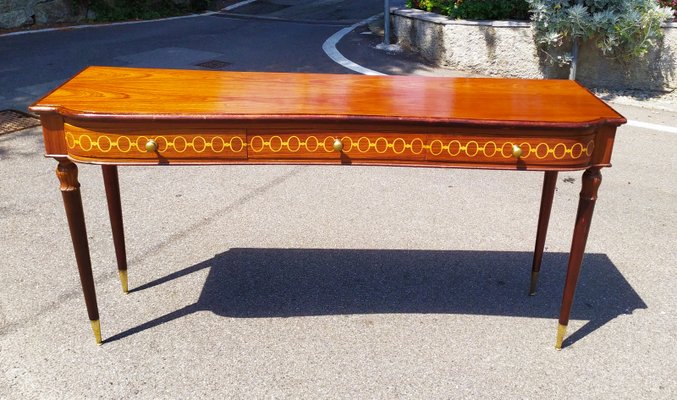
32, 66, 624, 128
30, 67, 626, 349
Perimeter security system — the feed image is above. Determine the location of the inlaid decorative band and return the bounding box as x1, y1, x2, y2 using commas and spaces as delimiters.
65, 132, 594, 162
426, 139, 595, 160
248, 135, 595, 160
247, 135, 429, 155
65, 132, 246, 154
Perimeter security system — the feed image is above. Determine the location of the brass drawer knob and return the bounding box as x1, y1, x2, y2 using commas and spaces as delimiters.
512, 144, 523, 159
333, 138, 344, 152
145, 139, 158, 152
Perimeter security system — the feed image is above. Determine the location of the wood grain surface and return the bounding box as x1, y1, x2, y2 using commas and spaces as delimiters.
30, 66, 625, 128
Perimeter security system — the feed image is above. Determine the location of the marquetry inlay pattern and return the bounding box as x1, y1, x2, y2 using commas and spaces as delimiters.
65, 132, 246, 154
64, 132, 595, 163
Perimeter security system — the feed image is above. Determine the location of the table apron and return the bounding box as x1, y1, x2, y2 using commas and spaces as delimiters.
58, 122, 601, 170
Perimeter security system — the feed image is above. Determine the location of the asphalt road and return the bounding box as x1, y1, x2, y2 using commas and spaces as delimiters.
0, 0, 407, 112
0, 14, 345, 112
1, 1, 676, 399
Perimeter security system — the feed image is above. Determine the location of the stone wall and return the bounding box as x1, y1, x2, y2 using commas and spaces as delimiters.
0, 0, 76, 29
0, 0, 194, 29
393, 7, 677, 91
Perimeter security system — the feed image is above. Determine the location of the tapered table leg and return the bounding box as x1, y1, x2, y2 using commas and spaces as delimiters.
556, 167, 602, 349
102, 165, 128, 294
56, 159, 101, 345
530, 171, 558, 295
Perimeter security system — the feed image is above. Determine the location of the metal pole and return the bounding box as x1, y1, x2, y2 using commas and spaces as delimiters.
569, 0, 583, 80
384, 0, 390, 45
569, 39, 579, 80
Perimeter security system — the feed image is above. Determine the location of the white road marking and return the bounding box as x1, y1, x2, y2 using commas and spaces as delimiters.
321, 14, 385, 76
627, 119, 677, 133
223, 0, 259, 11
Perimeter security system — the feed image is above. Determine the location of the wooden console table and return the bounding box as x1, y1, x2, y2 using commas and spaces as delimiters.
30, 66, 626, 348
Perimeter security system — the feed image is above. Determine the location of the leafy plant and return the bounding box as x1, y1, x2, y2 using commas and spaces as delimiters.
657, 0, 677, 18
407, 0, 530, 20
528, 0, 675, 62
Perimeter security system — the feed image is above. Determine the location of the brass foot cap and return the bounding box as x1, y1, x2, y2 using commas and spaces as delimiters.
555, 323, 567, 350
90, 319, 102, 345
119, 270, 128, 294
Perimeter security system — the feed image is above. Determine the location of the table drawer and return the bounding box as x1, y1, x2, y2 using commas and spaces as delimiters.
425, 133, 596, 168
247, 132, 427, 161
64, 123, 247, 162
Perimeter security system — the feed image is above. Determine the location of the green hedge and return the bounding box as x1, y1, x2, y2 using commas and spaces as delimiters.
407, 0, 530, 20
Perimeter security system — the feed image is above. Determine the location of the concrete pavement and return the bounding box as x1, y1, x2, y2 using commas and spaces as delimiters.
1, 2, 676, 398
